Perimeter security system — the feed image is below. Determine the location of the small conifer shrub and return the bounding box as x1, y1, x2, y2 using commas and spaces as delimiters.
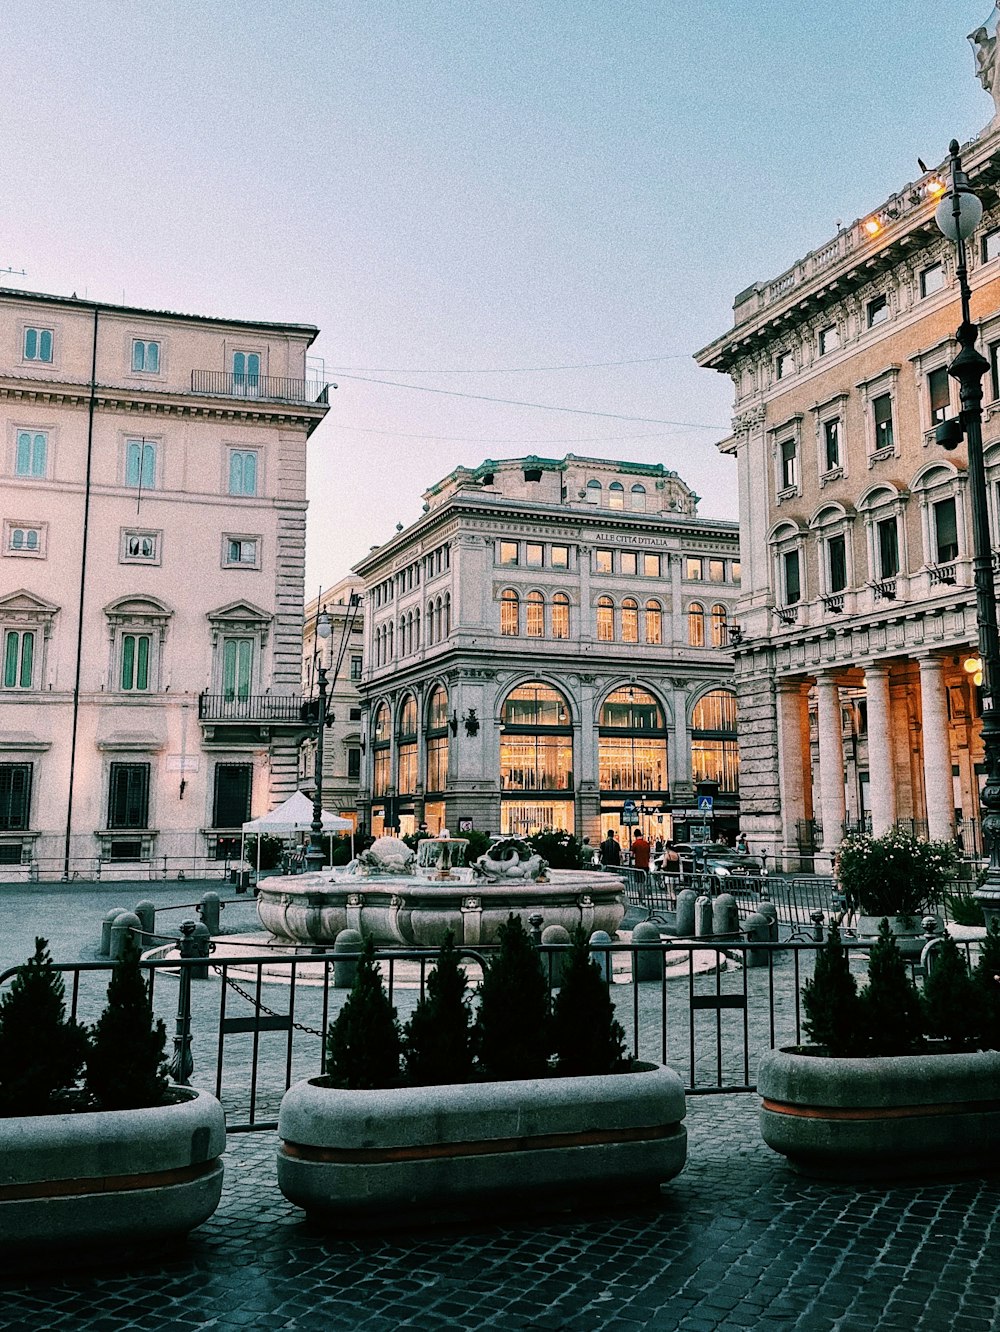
0, 938, 89, 1116
972, 916, 1000, 1051
801, 925, 862, 1056
326, 934, 401, 1089
859, 919, 924, 1055
551, 928, 627, 1076
87, 933, 170, 1110
473, 914, 551, 1080
402, 931, 473, 1086
922, 932, 978, 1048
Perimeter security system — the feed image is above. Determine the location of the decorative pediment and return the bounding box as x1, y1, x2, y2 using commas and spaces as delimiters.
0, 589, 59, 618
206, 600, 272, 646
103, 595, 174, 630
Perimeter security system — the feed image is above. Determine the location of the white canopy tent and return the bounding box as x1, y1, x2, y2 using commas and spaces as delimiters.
241, 790, 354, 876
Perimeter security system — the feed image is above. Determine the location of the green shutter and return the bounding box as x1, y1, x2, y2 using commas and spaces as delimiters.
136, 636, 149, 690
121, 635, 135, 689
4, 634, 18, 688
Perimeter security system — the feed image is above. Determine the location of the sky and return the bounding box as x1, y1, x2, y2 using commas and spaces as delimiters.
2, 1, 996, 593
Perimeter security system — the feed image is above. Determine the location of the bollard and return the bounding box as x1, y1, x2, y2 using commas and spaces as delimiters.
100, 907, 127, 957
675, 889, 697, 937
757, 902, 779, 942
110, 911, 141, 960
197, 891, 222, 936
333, 929, 363, 988
712, 893, 739, 938
694, 895, 713, 938
810, 909, 825, 944
134, 900, 156, 940
170, 921, 197, 1084
540, 924, 572, 988
528, 912, 544, 947
632, 921, 665, 982
743, 912, 771, 966
189, 921, 212, 980
588, 929, 612, 983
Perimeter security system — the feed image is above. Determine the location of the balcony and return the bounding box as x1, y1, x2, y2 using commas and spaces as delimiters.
190, 371, 329, 404
198, 693, 307, 724
775, 605, 799, 626
869, 577, 897, 602
928, 562, 957, 587
821, 593, 845, 615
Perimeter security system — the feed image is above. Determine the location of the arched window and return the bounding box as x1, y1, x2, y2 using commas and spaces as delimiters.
711, 603, 728, 647
397, 694, 418, 795
372, 703, 390, 796
688, 602, 705, 647
500, 589, 519, 636
630, 484, 646, 512
443, 593, 451, 637
608, 481, 625, 510
426, 599, 435, 645
426, 685, 449, 794
586, 479, 602, 505
500, 682, 574, 834
597, 596, 615, 642
413, 607, 421, 650
645, 600, 662, 645
621, 597, 638, 643
526, 590, 544, 637
691, 688, 738, 792
599, 687, 668, 795
552, 592, 570, 640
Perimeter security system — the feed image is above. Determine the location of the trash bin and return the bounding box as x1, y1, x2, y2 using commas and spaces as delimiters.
236, 869, 250, 893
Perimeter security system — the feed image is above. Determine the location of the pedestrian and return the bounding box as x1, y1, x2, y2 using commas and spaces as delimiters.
600, 829, 621, 867
735, 831, 749, 855
631, 830, 651, 871
662, 840, 681, 878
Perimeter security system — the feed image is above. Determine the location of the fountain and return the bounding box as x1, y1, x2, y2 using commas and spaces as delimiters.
255, 833, 625, 947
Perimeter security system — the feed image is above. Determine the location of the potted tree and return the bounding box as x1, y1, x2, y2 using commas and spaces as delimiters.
0, 936, 226, 1252
758, 920, 1000, 1177
837, 827, 958, 952
277, 918, 687, 1224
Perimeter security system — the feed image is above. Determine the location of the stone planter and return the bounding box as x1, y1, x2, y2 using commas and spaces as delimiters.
758, 1046, 1000, 1178
855, 912, 939, 958
278, 1062, 686, 1225
0, 1087, 226, 1252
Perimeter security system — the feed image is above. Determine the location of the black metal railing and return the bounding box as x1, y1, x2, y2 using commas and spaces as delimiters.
198, 693, 306, 723
190, 371, 329, 404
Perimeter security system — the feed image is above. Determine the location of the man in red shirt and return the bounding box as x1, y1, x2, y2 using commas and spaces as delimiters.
631, 831, 651, 871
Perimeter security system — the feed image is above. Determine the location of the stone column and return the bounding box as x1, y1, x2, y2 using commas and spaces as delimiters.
815, 673, 846, 858
863, 662, 897, 836
775, 679, 809, 861
918, 654, 955, 843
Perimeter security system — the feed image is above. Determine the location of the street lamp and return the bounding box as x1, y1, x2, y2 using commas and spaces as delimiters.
305, 609, 332, 873
934, 138, 1000, 923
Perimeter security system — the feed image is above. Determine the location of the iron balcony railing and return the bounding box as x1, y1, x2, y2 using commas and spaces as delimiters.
198, 693, 307, 723
190, 371, 329, 404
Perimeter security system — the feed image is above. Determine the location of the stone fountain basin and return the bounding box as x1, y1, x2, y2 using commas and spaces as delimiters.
256, 869, 625, 947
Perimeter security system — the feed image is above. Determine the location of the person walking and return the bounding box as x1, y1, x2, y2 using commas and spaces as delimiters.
631, 831, 651, 871
600, 829, 621, 866
662, 840, 681, 878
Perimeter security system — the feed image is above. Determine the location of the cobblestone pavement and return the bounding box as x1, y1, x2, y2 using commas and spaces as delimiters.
4, 1095, 1000, 1331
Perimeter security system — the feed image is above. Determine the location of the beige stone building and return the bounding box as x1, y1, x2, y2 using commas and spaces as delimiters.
696, 112, 1000, 868
299, 577, 364, 825
0, 288, 329, 878
351, 454, 740, 845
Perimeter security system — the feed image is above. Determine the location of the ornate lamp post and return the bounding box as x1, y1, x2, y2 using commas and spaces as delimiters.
305, 609, 332, 873
934, 139, 1000, 923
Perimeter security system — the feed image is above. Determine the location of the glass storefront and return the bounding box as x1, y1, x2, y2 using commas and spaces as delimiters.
691, 689, 739, 792
500, 683, 574, 831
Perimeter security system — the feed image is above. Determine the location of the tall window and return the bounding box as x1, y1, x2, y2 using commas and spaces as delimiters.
125, 439, 157, 489
131, 340, 160, 372
877, 516, 899, 578
586, 479, 601, 505
630, 484, 646, 511
500, 589, 519, 636
621, 598, 638, 643
500, 684, 573, 792
373, 703, 390, 796
920, 263, 945, 297
599, 688, 667, 794
827, 535, 848, 593
108, 763, 151, 829
426, 685, 449, 793
526, 591, 544, 637
873, 394, 894, 451
15, 431, 47, 478
608, 482, 625, 510
645, 600, 662, 645
232, 351, 261, 388
347, 749, 361, 780
551, 593, 570, 640
212, 763, 252, 828
691, 689, 739, 792
120, 633, 151, 691
928, 367, 951, 425
783, 550, 801, 604
934, 496, 959, 563
23, 328, 53, 362
597, 596, 615, 642
818, 325, 840, 355
688, 602, 705, 647
3, 630, 34, 689
710, 603, 728, 647
824, 418, 841, 471
0, 763, 32, 830
397, 695, 418, 795
229, 450, 258, 496
350, 654, 362, 681
222, 638, 253, 700
780, 439, 797, 490
868, 294, 889, 327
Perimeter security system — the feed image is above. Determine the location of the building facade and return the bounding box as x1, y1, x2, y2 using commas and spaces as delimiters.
696, 107, 1000, 867
299, 576, 364, 824
351, 455, 740, 845
0, 288, 328, 878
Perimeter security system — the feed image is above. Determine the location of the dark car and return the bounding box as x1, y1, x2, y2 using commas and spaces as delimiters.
665, 842, 766, 884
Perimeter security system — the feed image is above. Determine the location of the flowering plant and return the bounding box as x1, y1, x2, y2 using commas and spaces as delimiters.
836, 827, 959, 918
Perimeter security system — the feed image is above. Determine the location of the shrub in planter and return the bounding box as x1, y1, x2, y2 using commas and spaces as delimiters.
860, 919, 924, 1055
837, 828, 958, 919
944, 882, 985, 927
551, 928, 627, 1076
326, 934, 402, 1089
801, 925, 861, 1056
473, 914, 551, 1080
0, 938, 88, 1116
973, 917, 1000, 1049
402, 931, 473, 1086
87, 933, 170, 1110
923, 932, 978, 1049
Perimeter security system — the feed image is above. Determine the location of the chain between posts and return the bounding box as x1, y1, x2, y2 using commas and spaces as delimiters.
211, 965, 327, 1038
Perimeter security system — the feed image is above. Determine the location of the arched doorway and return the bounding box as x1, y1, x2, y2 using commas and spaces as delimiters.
499, 682, 574, 834
598, 686, 669, 845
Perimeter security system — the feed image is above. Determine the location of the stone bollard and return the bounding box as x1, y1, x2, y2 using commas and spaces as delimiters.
810, 909, 825, 944
712, 893, 739, 938
334, 929, 364, 988
134, 900, 156, 940
694, 895, 713, 938
528, 912, 545, 947
757, 902, 779, 942
100, 907, 127, 957
178, 919, 212, 980
110, 911, 141, 960
197, 891, 222, 936
632, 921, 665, 982
540, 925, 572, 988
743, 912, 771, 967
675, 889, 697, 937
588, 929, 613, 983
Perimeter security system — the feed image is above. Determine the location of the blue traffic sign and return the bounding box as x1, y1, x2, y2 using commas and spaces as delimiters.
697, 795, 714, 812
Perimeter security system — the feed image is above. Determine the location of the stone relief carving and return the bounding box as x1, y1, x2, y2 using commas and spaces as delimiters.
971, 19, 1000, 120
732, 405, 766, 434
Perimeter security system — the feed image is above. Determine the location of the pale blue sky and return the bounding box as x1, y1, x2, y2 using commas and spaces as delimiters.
2, 2, 994, 590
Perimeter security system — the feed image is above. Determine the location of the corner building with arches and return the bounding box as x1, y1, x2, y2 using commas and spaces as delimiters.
696, 102, 1000, 869
352, 455, 740, 844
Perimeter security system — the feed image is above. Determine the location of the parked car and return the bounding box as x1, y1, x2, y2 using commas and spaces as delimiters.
664, 843, 766, 885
